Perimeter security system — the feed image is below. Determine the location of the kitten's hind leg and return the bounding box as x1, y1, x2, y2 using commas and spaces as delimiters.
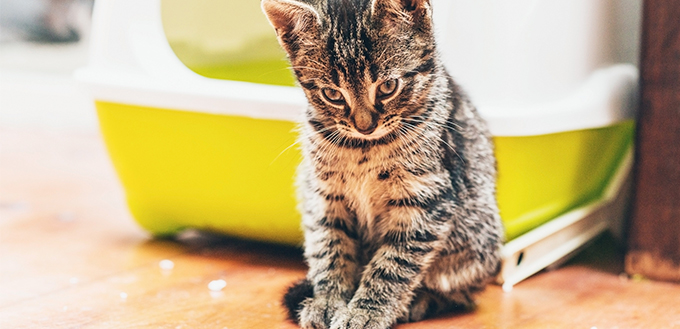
398, 287, 476, 323
401, 251, 501, 322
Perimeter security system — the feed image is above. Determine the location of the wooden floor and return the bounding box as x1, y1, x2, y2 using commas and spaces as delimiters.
2, 128, 680, 329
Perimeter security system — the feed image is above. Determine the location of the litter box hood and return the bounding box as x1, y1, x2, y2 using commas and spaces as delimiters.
77, 0, 638, 136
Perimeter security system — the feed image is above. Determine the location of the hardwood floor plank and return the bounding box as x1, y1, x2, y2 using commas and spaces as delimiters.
0, 237, 305, 329
0, 129, 178, 307
2, 125, 680, 329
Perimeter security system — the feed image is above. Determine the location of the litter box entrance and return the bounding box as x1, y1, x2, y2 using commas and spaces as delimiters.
161, 0, 296, 86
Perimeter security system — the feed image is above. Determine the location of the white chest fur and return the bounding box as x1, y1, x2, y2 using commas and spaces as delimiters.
320, 148, 397, 239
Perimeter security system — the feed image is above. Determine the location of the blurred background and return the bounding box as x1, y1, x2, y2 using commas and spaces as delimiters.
1, 0, 93, 43
0, 0, 96, 131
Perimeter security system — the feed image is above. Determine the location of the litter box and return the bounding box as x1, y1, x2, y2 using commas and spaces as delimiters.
76, 0, 640, 287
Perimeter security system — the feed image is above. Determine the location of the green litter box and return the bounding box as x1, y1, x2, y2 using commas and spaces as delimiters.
77, 0, 639, 285
96, 101, 635, 244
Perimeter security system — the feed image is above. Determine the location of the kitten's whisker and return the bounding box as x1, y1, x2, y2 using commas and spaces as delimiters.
312, 128, 337, 159
313, 125, 337, 135
405, 116, 463, 132
403, 118, 462, 135
400, 120, 461, 162
396, 126, 414, 157
289, 66, 326, 74
318, 130, 340, 158
440, 136, 465, 164
338, 133, 348, 149
324, 129, 344, 156
270, 140, 301, 166
405, 121, 466, 164
303, 59, 326, 68
395, 123, 424, 156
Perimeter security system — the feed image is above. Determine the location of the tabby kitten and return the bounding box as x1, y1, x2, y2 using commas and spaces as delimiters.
262, 0, 503, 328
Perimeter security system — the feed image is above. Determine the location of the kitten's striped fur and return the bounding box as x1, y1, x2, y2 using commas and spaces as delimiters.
262, 0, 503, 328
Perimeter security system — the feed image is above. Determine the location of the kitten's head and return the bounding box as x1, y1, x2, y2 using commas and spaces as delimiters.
262, 0, 438, 142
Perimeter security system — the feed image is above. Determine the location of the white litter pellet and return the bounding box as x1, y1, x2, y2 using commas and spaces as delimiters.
120, 292, 128, 299
208, 279, 227, 292
159, 259, 175, 271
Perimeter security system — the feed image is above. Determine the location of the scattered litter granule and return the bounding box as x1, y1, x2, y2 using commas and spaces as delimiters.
208, 279, 227, 292
159, 259, 175, 271
120, 292, 128, 299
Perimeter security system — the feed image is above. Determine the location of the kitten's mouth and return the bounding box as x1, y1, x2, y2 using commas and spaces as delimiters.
345, 127, 385, 140
342, 117, 401, 140
354, 124, 377, 136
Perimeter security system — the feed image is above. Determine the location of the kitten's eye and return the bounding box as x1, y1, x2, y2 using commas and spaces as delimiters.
377, 79, 399, 99
321, 88, 345, 105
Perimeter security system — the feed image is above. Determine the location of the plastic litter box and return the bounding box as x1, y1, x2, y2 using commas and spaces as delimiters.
76, 0, 640, 286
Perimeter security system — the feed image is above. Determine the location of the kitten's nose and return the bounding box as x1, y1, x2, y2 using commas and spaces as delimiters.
352, 111, 378, 135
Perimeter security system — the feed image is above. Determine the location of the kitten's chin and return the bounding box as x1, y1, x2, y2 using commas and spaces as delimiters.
344, 125, 393, 140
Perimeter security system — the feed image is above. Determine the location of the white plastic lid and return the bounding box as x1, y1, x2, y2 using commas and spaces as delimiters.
76, 0, 638, 137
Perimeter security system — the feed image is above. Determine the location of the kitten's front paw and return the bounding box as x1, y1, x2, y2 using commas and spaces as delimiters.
299, 296, 347, 329
330, 307, 392, 329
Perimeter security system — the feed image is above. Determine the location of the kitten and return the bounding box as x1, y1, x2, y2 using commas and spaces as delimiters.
262, 0, 503, 328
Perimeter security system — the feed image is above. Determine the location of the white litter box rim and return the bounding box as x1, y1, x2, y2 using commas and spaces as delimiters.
75, 0, 638, 136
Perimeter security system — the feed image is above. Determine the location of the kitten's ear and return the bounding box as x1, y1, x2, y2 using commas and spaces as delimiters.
262, 0, 321, 55
371, 0, 432, 26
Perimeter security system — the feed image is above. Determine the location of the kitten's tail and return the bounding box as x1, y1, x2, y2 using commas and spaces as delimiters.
282, 278, 314, 323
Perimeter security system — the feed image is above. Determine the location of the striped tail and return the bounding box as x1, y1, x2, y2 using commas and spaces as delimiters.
282, 278, 314, 323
